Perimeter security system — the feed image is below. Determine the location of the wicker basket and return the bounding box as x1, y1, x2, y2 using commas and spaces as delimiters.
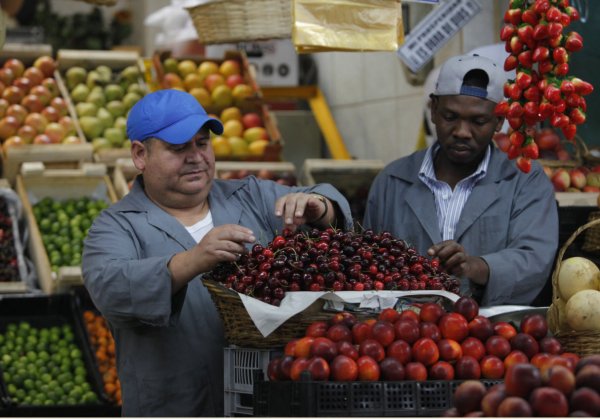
578, 137, 600, 166
582, 211, 600, 254
203, 279, 336, 348
186, 0, 292, 44
547, 217, 600, 356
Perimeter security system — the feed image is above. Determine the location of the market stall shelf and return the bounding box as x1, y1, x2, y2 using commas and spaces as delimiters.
15, 164, 117, 294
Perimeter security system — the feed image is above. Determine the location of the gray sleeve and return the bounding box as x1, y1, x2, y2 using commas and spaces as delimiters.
480, 166, 558, 306
82, 210, 184, 328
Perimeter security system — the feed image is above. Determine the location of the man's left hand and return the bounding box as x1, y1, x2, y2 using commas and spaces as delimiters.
274, 193, 330, 232
427, 240, 489, 286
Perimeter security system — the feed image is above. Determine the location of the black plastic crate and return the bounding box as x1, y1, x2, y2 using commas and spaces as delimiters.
254, 375, 502, 417
0, 294, 115, 416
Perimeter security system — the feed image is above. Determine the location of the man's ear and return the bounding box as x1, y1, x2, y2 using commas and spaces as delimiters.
131, 141, 147, 171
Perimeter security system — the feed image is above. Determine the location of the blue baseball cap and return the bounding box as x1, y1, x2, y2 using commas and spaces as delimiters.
127, 89, 223, 144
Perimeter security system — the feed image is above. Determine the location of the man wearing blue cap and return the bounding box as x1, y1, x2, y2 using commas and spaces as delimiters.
82, 89, 353, 416
364, 54, 558, 307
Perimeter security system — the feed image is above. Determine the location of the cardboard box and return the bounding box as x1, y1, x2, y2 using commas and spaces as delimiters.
15, 164, 117, 294
56, 49, 148, 167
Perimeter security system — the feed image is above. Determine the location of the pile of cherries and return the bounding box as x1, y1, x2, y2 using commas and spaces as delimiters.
205, 228, 460, 306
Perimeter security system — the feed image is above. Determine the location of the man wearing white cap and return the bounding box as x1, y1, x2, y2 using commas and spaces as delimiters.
364, 54, 558, 307
82, 89, 353, 416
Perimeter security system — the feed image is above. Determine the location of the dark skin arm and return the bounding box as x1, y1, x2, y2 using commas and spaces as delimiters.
428, 240, 490, 286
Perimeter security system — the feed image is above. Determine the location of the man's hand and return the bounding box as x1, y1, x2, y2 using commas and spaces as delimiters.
274, 193, 332, 232
427, 240, 489, 286
168, 224, 255, 293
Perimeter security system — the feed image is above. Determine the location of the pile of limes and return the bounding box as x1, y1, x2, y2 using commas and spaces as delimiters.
0, 321, 99, 406
33, 197, 109, 272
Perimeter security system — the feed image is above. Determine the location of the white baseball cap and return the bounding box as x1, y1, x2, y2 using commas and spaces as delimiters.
434, 54, 505, 103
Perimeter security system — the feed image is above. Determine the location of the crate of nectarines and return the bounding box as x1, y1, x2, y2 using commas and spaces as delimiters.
254, 295, 526, 416
255, 294, 580, 416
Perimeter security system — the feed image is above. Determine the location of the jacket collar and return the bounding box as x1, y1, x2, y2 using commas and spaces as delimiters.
115, 176, 247, 249
391, 145, 516, 243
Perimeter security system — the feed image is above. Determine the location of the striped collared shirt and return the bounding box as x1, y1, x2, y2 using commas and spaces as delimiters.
418, 144, 491, 241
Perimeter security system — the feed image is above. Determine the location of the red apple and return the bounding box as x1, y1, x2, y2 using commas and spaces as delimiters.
453, 296, 479, 321
6, 104, 27, 124
226, 74, 244, 89
543, 364, 575, 395
453, 380, 486, 415
386, 339, 412, 365
480, 355, 505, 379
289, 357, 310, 381
570, 387, 600, 416
352, 321, 373, 344
485, 335, 511, 360
0, 115, 20, 140
21, 94, 44, 113
241, 112, 263, 129
552, 168, 571, 191
359, 339, 385, 362
468, 315, 494, 341
510, 333, 539, 359
539, 336, 563, 355
530, 387, 569, 417
33, 55, 57, 78
4, 59, 25, 78
379, 357, 405, 381
496, 396, 532, 417
461, 337, 486, 361
306, 356, 330, 381
493, 321, 517, 340
455, 355, 481, 379
569, 168, 587, 190
310, 337, 338, 361
305, 320, 328, 338
394, 319, 420, 344
24, 112, 48, 133
32, 133, 52, 144
378, 307, 400, 323
371, 320, 395, 347
412, 337, 439, 366
267, 357, 284, 381
23, 67, 44, 86
356, 355, 380, 381
420, 322, 441, 342
405, 362, 428, 381
336, 340, 359, 360
330, 355, 358, 381
419, 302, 445, 324
504, 362, 542, 398
428, 361, 455, 380
439, 313, 469, 342
437, 338, 463, 362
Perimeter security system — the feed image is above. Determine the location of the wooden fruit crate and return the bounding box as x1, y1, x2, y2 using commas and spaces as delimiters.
216, 161, 297, 184
3, 143, 94, 186
152, 49, 261, 106
0, 46, 91, 184
56, 49, 148, 167
300, 159, 384, 193
300, 159, 385, 224
15, 163, 117, 294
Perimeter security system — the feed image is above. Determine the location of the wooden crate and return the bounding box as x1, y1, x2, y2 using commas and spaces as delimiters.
300, 159, 385, 192
0, 46, 91, 184
56, 49, 148, 167
15, 164, 117, 294
216, 161, 297, 184
112, 158, 139, 199
3, 143, 94, 186
152, 49, 261, 105
555, 192, 599, 207
300, 159, 385, 224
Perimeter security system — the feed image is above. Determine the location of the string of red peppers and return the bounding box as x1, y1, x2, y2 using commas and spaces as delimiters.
494, 0, 593, 173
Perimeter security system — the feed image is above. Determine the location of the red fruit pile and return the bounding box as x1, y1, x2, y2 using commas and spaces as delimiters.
495, 0, 593, 173
205, 228, 460, 306
446, 355, 600, 417
267, 296, 581, 384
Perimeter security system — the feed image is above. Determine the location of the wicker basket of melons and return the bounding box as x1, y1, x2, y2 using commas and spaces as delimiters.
547, 217, 600, 356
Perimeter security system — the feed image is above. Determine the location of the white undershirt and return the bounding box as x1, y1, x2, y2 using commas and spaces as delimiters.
184, 210, 214, 243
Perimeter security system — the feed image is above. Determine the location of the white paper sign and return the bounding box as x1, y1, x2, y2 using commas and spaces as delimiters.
398, 0, 482, 72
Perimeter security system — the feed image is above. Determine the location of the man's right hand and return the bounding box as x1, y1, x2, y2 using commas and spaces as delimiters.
168, 225, 255, 293
195, 225, 256, 272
